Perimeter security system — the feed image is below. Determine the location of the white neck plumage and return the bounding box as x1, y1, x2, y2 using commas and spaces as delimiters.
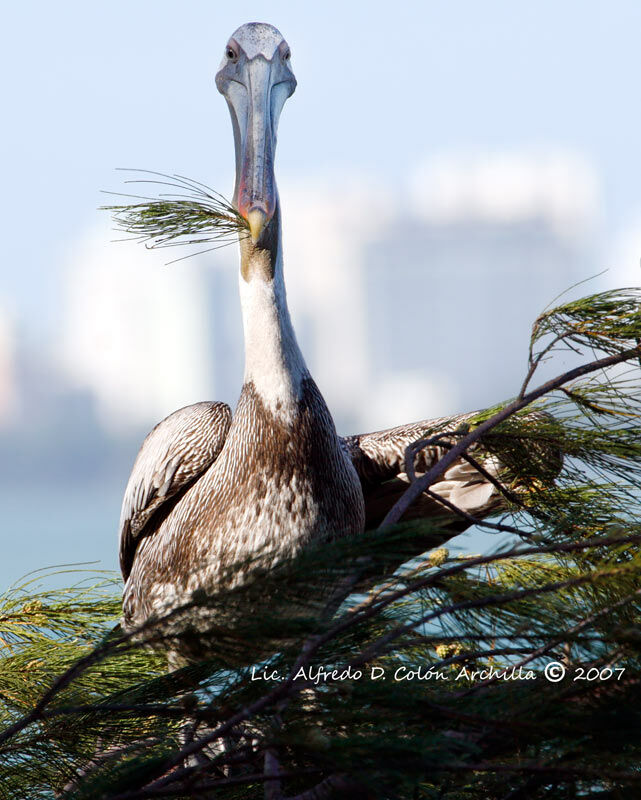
238, 207, 308, 421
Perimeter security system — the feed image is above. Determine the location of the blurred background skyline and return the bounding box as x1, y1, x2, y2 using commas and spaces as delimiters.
2, 1, 641, 588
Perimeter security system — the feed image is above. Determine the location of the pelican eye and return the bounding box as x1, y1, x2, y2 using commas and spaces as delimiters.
226, 45, 238, 62
279, 43, 291, 62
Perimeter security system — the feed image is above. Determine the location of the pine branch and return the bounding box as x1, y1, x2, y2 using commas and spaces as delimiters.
381, 343, 641, 527
101, 170, 248, 263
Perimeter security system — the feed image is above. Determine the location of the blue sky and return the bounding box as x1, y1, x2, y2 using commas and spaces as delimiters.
2, 0, 641, 336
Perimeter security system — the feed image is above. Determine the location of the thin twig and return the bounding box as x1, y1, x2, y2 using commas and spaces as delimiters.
264, 748, 283, 800
422, 487, 527, 535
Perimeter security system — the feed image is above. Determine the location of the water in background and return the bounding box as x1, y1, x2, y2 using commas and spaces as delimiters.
2, 482, 121, 590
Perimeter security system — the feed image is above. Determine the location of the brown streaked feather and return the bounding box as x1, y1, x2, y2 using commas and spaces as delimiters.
341, 413, 473, 485
341, 413, 505, 528
119, 401, 232, 581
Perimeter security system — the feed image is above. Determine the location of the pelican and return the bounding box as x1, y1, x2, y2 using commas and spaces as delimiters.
119, 23, 504, 640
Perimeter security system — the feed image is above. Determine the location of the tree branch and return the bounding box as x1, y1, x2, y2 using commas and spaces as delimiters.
380, 344, 641, 528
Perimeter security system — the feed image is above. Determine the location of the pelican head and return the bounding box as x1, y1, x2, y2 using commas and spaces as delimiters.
216, 23, 296, 246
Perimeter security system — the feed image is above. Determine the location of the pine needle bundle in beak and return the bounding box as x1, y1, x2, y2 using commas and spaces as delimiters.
102, 170, 249, 262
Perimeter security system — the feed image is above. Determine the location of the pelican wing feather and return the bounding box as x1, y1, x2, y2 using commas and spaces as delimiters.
342, 413, 503, 529
119, 401, 232, 580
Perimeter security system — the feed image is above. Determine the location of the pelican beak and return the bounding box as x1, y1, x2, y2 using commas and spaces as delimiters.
246, 208, 268, 243
235, 58, 278, 244
216, 35, 296, 247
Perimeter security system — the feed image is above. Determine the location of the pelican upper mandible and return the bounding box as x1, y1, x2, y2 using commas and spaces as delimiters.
119, 23, 503, 645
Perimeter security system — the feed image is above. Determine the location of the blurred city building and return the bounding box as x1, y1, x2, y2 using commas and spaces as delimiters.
283, 151, 599, 431
39, 150, 603, 442
58, 225, 219, 433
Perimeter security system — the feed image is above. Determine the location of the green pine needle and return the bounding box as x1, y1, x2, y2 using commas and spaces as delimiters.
102, 170, 248, 262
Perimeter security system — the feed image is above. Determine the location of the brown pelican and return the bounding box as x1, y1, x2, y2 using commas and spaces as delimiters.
119, 22, 503, 638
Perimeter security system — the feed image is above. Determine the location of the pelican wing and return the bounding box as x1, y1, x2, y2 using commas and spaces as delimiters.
119, 401, 232, 581
342, 413, 503, 529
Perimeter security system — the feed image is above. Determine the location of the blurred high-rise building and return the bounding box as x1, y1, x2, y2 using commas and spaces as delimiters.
59, 225, 225, 432
56, 151, 599, 440
283, 151, 599, 432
